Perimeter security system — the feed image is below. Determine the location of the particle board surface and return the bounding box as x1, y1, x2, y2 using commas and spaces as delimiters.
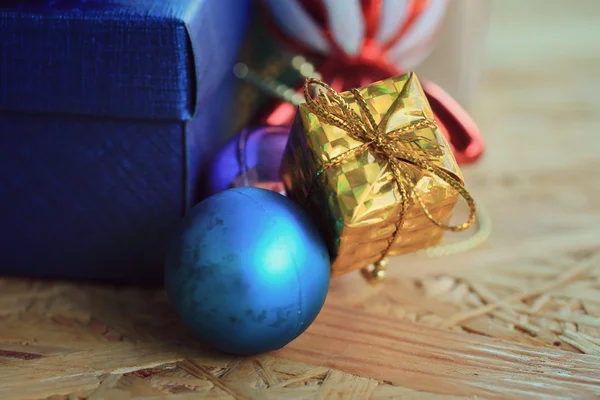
2, 0, 600, 399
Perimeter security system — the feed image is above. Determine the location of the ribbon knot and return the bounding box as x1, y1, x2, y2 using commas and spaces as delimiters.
303, 74, 477, 263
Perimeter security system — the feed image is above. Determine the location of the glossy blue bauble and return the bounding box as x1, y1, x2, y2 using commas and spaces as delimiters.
165, 187, 330, 355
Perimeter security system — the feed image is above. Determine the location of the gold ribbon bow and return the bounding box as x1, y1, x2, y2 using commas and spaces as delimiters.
303, 74, 477, 263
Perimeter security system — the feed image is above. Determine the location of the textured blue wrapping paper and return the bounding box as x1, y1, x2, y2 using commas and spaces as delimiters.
0, 0, 251, 283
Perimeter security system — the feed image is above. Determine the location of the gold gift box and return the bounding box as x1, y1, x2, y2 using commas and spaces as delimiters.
280, 73, 465, 277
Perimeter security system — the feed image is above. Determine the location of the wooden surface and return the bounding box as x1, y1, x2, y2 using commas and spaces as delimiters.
2, 0, 600, 399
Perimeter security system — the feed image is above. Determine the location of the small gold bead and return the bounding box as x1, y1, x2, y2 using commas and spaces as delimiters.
291, 55, 307, 69
299, 63, 315, 78
232, 63, 249, 78
360, 258, 389, 283
375, 258, 389, 268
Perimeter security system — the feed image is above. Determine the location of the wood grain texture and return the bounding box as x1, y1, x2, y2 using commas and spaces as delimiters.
278, 303, 600, 399
2, 0, 600, 399
0, 280, 474, 400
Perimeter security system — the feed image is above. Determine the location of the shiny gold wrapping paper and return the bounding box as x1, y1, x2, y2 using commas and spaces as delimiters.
280, 73, 464, 277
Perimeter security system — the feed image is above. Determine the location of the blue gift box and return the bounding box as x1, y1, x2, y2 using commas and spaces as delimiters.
0, 0, 251, 283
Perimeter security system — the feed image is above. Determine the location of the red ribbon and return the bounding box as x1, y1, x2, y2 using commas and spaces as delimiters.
259, 0, 485, 164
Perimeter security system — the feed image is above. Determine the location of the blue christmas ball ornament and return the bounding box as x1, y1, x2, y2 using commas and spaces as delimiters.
165, 187, 330, 355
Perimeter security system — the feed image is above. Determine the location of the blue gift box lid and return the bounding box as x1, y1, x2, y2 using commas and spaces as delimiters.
0, 0, 250, 120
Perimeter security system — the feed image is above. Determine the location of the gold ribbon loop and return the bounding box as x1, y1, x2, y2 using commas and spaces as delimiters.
303, 75, 477, 261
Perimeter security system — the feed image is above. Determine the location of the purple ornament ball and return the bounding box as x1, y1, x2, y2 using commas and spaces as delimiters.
204, 125, 289, 196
